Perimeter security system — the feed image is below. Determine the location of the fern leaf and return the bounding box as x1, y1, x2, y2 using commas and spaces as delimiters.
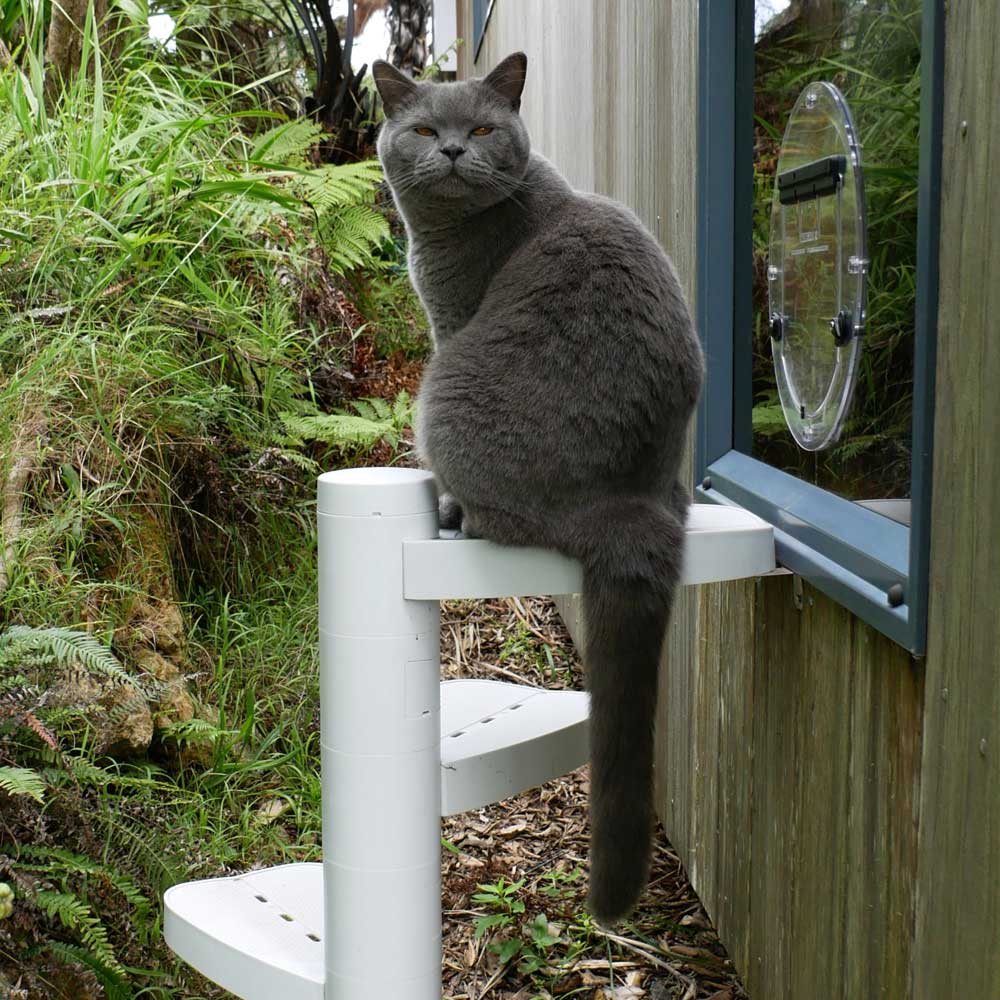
34, 890, 126, 977
44, 940, 128, 990
280, 412, 392, 447
0, 627, 161, 705
0, 765, 45, 802
350, 398, 378, 422
320, 202, 391, 274
296, 160, 384, 212
393, 390, 414, 425
365, 397, 391, 421
0, 626, 133, 689
16, 846, 150, 911
250, 119, 325, 164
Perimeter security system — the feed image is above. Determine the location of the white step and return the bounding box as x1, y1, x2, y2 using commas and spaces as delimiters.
440, 679, 589, 815
164, 863, 324, 1000
402, 502, 776, 600
165, 679, 588, 999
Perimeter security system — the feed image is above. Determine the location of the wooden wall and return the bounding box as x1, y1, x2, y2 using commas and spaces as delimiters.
455, 2, 998, 996
912, 1, 1000, 996
658, 577, 923, 998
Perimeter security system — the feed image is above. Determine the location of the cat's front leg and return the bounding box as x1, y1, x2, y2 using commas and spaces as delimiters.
438, 492, 464, 530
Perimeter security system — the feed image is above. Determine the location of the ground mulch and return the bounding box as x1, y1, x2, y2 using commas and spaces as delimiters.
437, 596, 747, 1000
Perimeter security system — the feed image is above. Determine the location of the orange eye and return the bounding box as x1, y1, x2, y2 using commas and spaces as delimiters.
471, 126, 494, 136
414, 127, 436, 136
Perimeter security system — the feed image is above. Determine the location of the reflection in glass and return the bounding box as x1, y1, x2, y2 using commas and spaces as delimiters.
751, 0, 921, 500
768, 82, 867, 451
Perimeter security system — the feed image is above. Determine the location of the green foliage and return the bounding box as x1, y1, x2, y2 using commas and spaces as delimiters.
352, 271, 432, 360
34, 891, 127, 980
0, 765, 45, 802
471, 878, 562, 976
282, 392, 414, 453
0, 626, 135, 691
0, 845, 152, 989
0, 12, 401, 610
0, 17, 419, 996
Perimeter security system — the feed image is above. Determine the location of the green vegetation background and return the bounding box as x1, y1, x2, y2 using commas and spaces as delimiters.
0, 6, 429, 995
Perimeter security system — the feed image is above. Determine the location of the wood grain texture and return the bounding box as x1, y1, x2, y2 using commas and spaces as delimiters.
913, 0, 1000, 995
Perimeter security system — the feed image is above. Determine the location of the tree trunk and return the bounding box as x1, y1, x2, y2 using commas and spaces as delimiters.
388, 0, 428, 74
46, 0, 105, 92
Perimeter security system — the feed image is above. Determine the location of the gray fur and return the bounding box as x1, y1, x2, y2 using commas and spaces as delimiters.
373, 52, 703, 924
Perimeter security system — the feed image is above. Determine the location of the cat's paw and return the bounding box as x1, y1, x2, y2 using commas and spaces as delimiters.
438, 493, 463, 530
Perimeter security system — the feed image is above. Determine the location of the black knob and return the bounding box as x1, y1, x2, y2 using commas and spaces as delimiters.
830, 309, 853, 347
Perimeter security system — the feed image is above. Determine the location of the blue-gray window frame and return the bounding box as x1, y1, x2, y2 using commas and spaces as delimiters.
695, 0, 944, 654
472, 0, 495, 61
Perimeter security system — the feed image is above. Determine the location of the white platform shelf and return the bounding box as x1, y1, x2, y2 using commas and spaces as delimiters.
404, 502, 775, 599
165, 864, 325, 1000
164, 469, 776, 1000
165, 679, 594, 1000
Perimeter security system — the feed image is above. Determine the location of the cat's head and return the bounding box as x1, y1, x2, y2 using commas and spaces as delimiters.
372, 52, 530, 212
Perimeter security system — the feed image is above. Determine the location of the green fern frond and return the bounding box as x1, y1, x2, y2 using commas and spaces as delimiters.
44, 940, 129, 992
350, 398, 378, 422
321, 203, 391, 273
157, 716, 230, 747
34, 889, 126, 978
0, 626, 133, 689
0, 765, 45, 802
280, 411, 393, 448
296, 160, 384, 212
271, 448, 320, 474
393, 390, 414, 424
281, 390, 414, 451
0, 116, 22, 170
16, 846, 150, 911
250, 119, 325, 164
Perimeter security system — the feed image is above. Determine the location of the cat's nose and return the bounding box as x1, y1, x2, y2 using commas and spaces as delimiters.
440, 144, 466, 161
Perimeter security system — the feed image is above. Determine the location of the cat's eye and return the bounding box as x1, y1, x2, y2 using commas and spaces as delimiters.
414, 127, 436, 137
470, 126, 494, 136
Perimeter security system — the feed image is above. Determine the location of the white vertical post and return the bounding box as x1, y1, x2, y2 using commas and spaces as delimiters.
317, 468, 441, 1000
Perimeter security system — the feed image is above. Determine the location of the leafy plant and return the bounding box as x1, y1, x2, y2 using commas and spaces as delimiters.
0, 765, 45, 802
0, 626, 139, 692
282, 391, 414, 453
0, 7, 419, 996
471, 878, 561, 975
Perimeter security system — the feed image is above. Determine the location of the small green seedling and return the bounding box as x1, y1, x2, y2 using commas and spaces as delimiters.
471, 878, 562, 974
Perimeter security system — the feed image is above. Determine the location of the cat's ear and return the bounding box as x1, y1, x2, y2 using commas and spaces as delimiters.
482, 51, 527, 112
372, 60, 418, 117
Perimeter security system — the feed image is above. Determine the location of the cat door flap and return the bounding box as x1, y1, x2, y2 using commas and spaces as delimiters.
767, 81, 868, 452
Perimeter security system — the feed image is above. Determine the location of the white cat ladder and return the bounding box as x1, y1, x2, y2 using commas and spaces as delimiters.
163, 468, 774, 1000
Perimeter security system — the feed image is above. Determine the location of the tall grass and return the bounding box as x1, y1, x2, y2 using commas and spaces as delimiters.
0, 12, 419, 996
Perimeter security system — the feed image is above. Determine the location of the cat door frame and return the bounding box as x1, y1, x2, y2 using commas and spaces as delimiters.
694, 0, 944, 654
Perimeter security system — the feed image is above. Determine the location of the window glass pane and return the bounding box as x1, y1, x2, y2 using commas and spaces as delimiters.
751, 0, 920, 505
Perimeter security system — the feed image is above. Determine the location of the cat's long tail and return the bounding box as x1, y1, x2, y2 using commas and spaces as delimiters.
568, 495, 686, 925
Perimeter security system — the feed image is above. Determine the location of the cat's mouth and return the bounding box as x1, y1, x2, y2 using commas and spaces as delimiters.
434, 169, 472, 196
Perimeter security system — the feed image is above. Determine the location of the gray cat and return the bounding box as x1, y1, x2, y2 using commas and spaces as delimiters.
372, 52, 703, 924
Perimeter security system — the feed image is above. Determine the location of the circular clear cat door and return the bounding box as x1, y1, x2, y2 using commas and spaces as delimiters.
767, 81, 868, 451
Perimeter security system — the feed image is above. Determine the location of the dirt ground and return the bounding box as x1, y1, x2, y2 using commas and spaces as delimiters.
436, 596, 747, 1000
